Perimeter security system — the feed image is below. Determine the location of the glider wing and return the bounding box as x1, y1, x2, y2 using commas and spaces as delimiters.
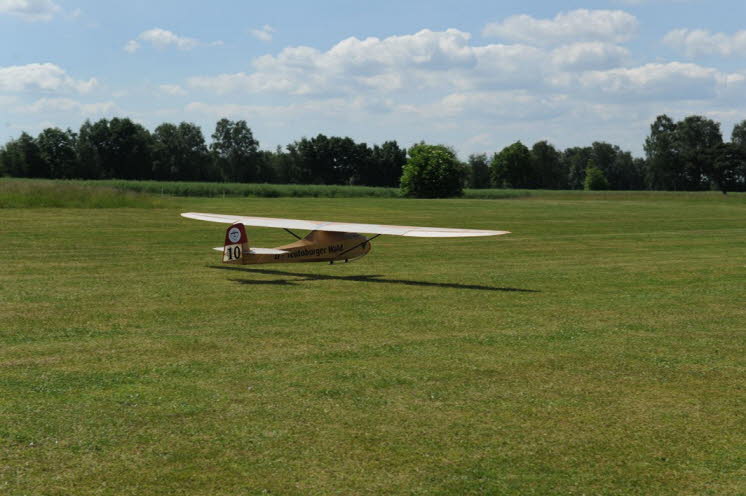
183, 212, 509, 238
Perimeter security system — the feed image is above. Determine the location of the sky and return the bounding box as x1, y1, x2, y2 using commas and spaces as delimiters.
1, 0, 745, 157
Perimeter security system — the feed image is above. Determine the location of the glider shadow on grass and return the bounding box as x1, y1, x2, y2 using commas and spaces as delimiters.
209, 265, 539, 293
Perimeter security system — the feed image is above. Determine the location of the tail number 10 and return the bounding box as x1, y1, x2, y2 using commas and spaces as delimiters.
223, 244, 242, 262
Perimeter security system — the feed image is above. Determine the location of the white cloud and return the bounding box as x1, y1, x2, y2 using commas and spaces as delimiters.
189, 29, 542, 96
0, 95, 18, 106
551, 42, 630, 71
483, 9, 638, 46
140, 28, 198, 50
0, 0, 60, 22
413, 91, 570, 121
124, 28, 221, 52
574, 62, 723, 100
20, 97, 119, 116
185, 99, 362, 120
0, 63, 97, 93
123, 40, 140, 54
158, 84, 187, 96
250, 24, 275, 42
663, 28, 746, 57
185, 25, 745, 114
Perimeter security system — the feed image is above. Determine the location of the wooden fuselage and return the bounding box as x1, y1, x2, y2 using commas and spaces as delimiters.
228, 229, 371, 265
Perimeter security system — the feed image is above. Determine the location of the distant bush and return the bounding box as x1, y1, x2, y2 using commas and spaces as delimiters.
0, 179, 162, 208
584, 162, 610, 191
400, 144, 465, 198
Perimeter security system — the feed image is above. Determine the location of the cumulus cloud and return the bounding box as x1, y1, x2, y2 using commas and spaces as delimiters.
483, 9, 638, 46
574, 62, 723, 100
185, 98, 366, 121
0, 0, 60, 22
189, 29, 543, 96
123, 40, 140, 54
250, 25, 275, 42
0, 95, 18, 106
412, 91, 570, 121
551, 42, 629, 71
185, 24, 746, 113
159, 84, 187, 96
124, 28, 221, 53
0, 63, 97, 93
20, 97, 119, 116
663, 28, 746, 57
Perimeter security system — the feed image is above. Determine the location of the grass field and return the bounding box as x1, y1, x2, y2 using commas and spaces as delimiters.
1, 184, 745, 494
1, 177, 533, 200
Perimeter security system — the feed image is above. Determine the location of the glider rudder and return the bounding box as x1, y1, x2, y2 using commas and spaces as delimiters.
223, 223, 249, 264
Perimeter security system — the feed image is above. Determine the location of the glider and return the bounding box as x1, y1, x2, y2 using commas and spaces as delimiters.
181, 212, 510, 265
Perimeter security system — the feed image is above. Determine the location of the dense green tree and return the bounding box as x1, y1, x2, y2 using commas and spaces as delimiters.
323, 136, 369, 185
152, 123, 179, 180
76, 119, 105, 179
287, 134, 369, 185
630, 158, 648, 190
467, 153, 491, 189
287, 137, 319, 184
36, 128, 78, 179
563, 146, 592, 190
153, 122, 212, 181
16, 133, 48, 178
593, 143, 644, 190
264, 146, 298, 184
584, 161, 609, 190
75, 118, 153, 179
708, 143, 746, 194
491, 141, 533, 188
363, 141, 406, 187
589, 142, 619, 187
644, 115, 682, 190
211, 119, 260, 182
531, 141, 566, 189
0, 137, 28, 177
732, 120, 746, 150
400, 143, 465, 198
108, 118, 154, 179
675, 115, 722, 190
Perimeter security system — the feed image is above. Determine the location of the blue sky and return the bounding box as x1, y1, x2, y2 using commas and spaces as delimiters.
1, 0, 745, 157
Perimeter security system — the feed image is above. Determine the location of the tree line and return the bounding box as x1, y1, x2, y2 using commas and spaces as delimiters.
0, 118, 407, 188
469, 115, 746, 193
1, 114, 745, 194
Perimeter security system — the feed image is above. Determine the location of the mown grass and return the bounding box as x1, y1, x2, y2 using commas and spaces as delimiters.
1, 189, 745, 494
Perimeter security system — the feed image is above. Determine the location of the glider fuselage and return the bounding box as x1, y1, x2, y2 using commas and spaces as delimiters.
227, 228, 371, 265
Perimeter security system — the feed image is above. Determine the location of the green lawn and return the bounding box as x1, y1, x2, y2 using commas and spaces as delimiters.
1, 190, 745, 494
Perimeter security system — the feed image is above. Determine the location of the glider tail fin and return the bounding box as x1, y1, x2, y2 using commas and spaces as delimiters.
222, 223, 250, 264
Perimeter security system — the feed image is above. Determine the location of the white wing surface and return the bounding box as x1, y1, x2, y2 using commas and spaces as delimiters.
183, 212, 509, 238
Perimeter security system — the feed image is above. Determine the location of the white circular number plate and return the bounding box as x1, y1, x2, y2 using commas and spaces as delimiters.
228, 227, 242, 243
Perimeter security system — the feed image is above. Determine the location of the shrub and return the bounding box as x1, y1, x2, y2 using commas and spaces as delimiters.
400, 144, 465, 198
584, 162, 609, 190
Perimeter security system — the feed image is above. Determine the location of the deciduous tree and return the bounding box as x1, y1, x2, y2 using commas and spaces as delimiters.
37, 128, 78, 179
211, 119, 260, 182
531, 141, 566, 189
491, 141, 533, 188
400, 143, 465, 198
584, 160, 609, 190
